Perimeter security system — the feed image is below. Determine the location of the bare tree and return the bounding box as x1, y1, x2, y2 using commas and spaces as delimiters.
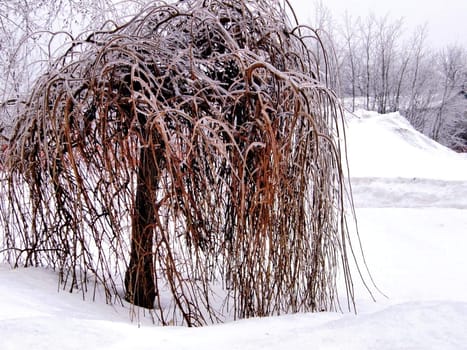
404, 25, 429, 126
0, 0, 136, 108
0, 0, 152, 152
357, 14, 376, 110
431, 45, 466, 141
391, 41, 411, 112
1, 0, 360, 326
374, 15, 403, 114
340, 12, 360, 111
307, 0, 339, 90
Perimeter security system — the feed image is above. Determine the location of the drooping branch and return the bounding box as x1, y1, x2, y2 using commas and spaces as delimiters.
1, 0, 359, 326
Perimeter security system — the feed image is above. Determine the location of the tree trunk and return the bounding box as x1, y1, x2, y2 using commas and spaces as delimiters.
124, 135, 161, 309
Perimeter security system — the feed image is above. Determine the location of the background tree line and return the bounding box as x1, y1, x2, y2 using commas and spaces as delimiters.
312, 6, 467, 152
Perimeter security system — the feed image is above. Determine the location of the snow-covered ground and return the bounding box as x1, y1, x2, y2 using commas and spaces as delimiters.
1, 109, 467, 349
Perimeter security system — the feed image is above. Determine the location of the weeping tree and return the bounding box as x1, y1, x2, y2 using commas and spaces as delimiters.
1, 0, 357, 326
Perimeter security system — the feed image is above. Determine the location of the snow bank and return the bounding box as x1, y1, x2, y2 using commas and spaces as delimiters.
344, 109, 467, 180
350, 177, 467, 208
2, 260, 467, 350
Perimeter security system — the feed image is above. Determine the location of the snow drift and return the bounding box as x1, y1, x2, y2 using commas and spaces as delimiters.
346, 110, 467, 209
345, 109, 467, 180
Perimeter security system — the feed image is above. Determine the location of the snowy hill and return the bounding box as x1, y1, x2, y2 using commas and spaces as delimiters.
1, 110, 467, 349
346, 110, 467, 209
345, 109, 467, 180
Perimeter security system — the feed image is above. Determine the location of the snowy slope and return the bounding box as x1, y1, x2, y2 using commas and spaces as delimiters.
345, 109, 467, 180
346, 110, 467, 209
1, 110, 467, 350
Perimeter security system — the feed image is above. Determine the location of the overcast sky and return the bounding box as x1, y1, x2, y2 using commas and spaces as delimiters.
289, 0, 467, 48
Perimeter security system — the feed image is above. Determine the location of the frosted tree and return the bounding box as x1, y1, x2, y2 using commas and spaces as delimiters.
0, 0, 128, 135
431, 45, 466, 142
2, 0, 359, 326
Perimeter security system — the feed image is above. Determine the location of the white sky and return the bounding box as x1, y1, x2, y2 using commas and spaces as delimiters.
289, 0, 467, 48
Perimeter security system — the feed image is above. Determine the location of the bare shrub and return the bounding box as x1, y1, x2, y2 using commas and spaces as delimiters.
1, 0, 356, 326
